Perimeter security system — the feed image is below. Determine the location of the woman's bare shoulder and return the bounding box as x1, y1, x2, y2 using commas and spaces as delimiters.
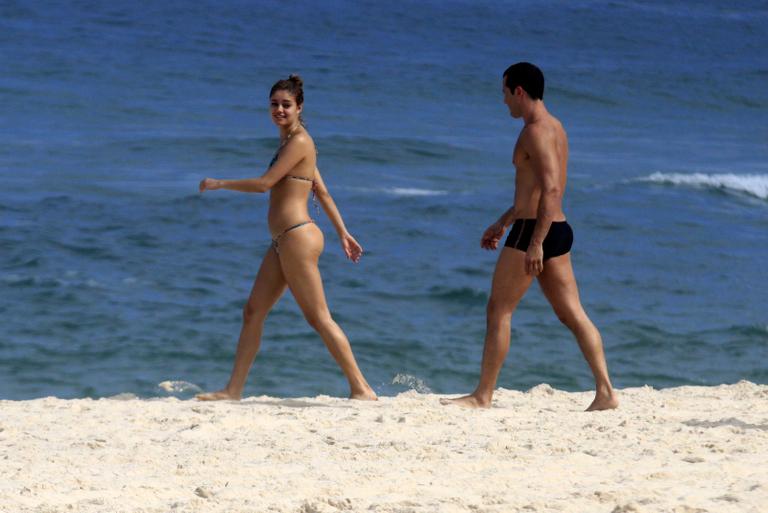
286, 130, 315, 152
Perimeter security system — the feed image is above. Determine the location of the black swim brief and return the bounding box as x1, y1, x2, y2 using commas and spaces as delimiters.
503, 219, 573, 260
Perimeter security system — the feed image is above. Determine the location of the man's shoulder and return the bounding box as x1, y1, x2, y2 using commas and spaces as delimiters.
519, 122, 549, 149
524, 118, 564, 145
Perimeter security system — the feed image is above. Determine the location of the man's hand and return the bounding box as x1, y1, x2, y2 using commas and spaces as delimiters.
481, 221, 506, 250
525, 243, 544, 275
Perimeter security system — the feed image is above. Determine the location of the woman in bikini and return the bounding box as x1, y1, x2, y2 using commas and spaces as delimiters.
196, 75, 377, 401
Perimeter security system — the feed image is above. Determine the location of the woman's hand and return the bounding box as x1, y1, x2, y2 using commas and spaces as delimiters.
199, 178, 223, 193
341, 232, 363, 263
481, 221, 506, 250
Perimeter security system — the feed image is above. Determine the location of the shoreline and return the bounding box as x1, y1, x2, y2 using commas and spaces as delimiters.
1, 382, 766, 512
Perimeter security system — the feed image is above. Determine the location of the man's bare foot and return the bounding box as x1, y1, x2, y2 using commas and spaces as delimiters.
195, 390, 241, 401
350, 388, 378, 401
440, 394, 491, 409
586, 392, 619, 411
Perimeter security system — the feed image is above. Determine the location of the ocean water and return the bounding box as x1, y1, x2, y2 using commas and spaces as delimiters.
1, 0, 767, 400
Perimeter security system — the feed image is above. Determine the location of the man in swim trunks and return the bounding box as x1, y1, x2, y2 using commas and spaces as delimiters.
444, 62, 618, 411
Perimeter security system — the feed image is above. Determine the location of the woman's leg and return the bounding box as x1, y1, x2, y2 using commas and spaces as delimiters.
277, 224, 377, 400
197, 247, 288, 400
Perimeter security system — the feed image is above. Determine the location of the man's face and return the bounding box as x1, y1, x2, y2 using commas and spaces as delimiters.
502, 76, 521, 118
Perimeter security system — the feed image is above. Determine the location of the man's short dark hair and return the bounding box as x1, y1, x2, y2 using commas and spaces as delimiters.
503, 62, 544, 100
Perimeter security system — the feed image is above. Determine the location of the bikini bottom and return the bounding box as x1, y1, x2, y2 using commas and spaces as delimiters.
271, 220, 314, 255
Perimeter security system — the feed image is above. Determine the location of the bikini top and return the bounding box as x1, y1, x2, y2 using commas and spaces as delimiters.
269, 135, 316, 185
269, 144, 320, 214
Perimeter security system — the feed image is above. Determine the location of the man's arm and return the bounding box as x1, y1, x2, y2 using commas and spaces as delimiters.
496, 205, 518, 228
480, 204, 519, 250
481, 204, 518, 250
527, 126, 563, 273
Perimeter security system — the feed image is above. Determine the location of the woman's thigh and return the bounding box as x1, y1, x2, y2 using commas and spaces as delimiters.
245, 246, 288, 317
275, 224, 330, 320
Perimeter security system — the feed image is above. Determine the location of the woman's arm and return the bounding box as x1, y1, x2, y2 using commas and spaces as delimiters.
313, 168, 348, 235
313, 167, 363, 262
199, 135, 309, 193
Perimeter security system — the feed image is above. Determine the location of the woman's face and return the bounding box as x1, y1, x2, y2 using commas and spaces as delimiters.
270, 90, 302, 128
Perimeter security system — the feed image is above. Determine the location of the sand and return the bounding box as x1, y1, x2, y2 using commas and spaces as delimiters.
1, 381, 766, 513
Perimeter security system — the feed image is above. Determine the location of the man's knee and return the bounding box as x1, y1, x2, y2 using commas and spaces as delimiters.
242, 301, 266, 324
486, 296, 514, 322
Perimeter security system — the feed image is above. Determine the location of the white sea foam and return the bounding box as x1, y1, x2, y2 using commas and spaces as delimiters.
391, 373, 432, 394
158, 380, 202, 394
641, 172, 768, 200
339, 186, 448, 197
386, 187, 448, 197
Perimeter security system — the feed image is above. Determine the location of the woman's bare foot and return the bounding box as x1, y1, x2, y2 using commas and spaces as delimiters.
440, 394, 491, 409
586, 391, 619, 411
350, 388, 378, 401
195, 389, 241, 401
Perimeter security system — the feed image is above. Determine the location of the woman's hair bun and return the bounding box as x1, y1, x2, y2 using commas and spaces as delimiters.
288, 74, 303, 88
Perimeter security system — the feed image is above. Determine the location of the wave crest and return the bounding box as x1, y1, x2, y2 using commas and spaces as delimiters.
341, 186, 448, 197
641, 172, 768, 200
387, 187, 447, 197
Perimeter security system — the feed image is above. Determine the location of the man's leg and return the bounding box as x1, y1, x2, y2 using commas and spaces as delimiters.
537, 253, 618, 411
443, 248, 534, 408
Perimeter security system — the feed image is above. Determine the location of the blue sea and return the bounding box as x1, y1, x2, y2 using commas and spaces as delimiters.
2, 0, 767, 400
